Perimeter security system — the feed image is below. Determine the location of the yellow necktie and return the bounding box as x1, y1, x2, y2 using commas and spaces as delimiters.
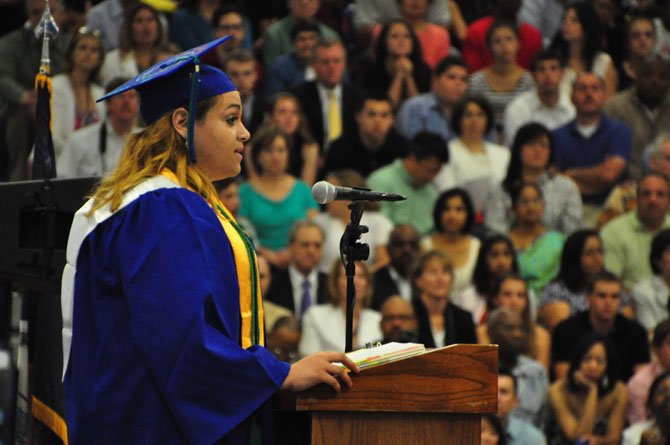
327, 90, 342, 142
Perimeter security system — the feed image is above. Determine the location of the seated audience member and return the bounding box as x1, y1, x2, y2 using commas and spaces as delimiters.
214, 177, 258, 246
52, 29, 106, 158
503, 50, 575, 147
422, 188, 480, 298
551, 1, 617, 98
254, 253, 292, 330
85, 0, 135, 51
517, 0, 564, 60
481, 413, 508, 445
264, 19, 320, 99
314, 170, 393, 273
411, 250, 477, 348
552, 271, 650, 382
552, 72, 631, 226
605, 54, 670, 180
368, 131, 448, 236
265, 220, 328, 321
540, 229, 633, 332
547, 334, 627, 445
462, 0, 542, 72
352, 20, 431, 110
0, 0, 68, 181
292, 38, 363, 154
497, 370, 547, 445
486, 307, 548, 428
266, 315, 301, 363
633, 231, 670, 332
601, 172, 670, 291
352, 0, 452, 47
57, 78, 138, 178
395, 56, 468, 141
436, 95, 509, 214
262, 0, 339, 66
239, 125, 319, 267
627, 320, 670, 425
468, 20, 534, 138
457, 235, 520, 325
299, 260, 381, 354
371, 224, 421, 310
378, 295, 418, 343
623, 371, 670, 445
168, 0, 216, 51
395, 0, 450, 71
617, 13, 658, 92
223, 50, 264, 136
508, 182, 564, 299
485, 123, 583, 235
99, 4, 166, 86
200, 5, 252, 69
260, 92, 319, 186
324, 95, 407, 178
478, 275, 550, 369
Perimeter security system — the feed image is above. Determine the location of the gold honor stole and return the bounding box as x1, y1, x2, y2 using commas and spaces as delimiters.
160, 170, 264, 348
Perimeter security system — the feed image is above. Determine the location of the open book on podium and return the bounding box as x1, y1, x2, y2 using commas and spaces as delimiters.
278, 343, 498, 445
338, 342, 426, 370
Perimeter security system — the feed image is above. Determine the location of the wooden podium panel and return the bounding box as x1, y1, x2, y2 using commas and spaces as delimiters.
287, 344, 498, 445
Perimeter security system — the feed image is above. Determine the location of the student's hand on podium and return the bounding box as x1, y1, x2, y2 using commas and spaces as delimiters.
281, 352, 359, 393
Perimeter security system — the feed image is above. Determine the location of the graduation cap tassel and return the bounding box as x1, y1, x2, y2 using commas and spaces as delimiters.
187, 58, 200, 163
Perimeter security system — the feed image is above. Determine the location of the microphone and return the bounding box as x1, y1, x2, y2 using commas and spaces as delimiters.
311, 181, 406, 204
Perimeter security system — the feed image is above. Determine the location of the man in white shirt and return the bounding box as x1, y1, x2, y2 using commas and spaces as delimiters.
57, 77, 139, 178
504, 49, 575, 146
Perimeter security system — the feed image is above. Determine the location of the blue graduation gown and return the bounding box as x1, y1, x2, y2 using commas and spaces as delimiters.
63, 185, 290, 444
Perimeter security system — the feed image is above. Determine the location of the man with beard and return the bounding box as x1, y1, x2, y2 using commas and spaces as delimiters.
371, 224, 421, 310
602, 173, 670, 291
487, 307, 549, 429
552, 271, 650, 382
377, 296, 418, 343
605, 54, 670, 179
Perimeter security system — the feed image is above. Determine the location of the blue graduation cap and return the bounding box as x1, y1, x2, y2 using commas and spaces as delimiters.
97, 35, 237, 163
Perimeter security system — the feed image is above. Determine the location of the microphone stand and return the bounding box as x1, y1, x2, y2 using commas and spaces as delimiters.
339, 201, 370, 352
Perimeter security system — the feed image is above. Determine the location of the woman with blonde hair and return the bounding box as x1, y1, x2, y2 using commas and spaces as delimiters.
61, 38, 357, 443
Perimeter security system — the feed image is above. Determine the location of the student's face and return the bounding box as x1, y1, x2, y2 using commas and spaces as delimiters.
271, 98, 301, 135
587, 280, 622, 324
258, 136, 289, 175
490, 26, 519, 63
356, 99, 394, 144
580, 236, 604, 278
486, 242, 514, 277
520, 135, 551, 172
385, 22, 413, 57
440, 195, 468, 234
579, 342, 608, 383
497, 375, 518, 417
313, 44, 346, 89
494, 279, 528, 315
533, 59, 563, 94
433, 66, 468, 106
460, 102, 488, 140
416, 257, 453, 301
628, 19, 656, 57
194, 92, 250, 180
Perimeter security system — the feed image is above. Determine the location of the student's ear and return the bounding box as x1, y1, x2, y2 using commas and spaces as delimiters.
171, 107, 189, 139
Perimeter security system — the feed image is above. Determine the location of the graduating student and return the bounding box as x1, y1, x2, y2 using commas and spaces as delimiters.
60, 36, 357, 444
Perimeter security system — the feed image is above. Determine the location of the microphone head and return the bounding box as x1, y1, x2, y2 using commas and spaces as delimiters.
312, 181, 336, 204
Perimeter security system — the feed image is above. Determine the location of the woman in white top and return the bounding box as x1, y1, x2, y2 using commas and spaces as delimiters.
314, 170, 393, 274
422, 188, 480, 299
100, 4, 167, 86
632, 229, 670, 332
52, 29, 106, 157
436, 95, 510, 215
551, 1, 617, 97
299, 260, 381, 355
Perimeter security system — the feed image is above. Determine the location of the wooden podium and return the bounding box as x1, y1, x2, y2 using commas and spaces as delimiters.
283, 344, 498, 445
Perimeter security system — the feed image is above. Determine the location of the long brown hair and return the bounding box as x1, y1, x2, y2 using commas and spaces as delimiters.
88, 97, 219, 215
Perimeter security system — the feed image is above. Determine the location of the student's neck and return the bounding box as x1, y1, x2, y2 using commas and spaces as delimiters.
589, 312, 614, 335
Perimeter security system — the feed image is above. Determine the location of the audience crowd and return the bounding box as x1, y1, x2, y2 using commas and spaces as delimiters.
5, 0, 670, 443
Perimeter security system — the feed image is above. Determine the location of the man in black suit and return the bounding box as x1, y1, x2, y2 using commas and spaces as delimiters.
265, 220, 329, 321
371, 224, 421, 310
223, 49, 265, 137
292, 37, 363, 157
